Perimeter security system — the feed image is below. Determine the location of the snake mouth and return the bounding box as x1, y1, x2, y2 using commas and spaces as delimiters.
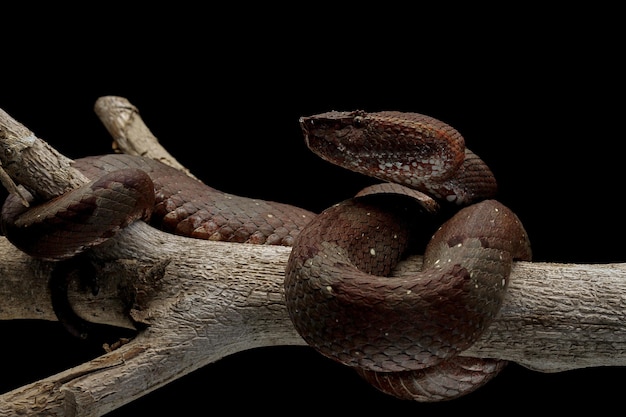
300, 116, 343, 163
300, 111, 364, 144
300, 111, 371, 166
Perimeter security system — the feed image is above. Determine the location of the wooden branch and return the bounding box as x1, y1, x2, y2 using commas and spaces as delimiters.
0, 107, 89, 201
1, 98, 626, 415
93, 96, 198, 179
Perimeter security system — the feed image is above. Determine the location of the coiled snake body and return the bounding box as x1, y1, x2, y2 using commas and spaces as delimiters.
287, 111, 531, 401
1, 110, 531, 402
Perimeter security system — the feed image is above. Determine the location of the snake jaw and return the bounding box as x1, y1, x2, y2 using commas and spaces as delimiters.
300, 111, 364, 166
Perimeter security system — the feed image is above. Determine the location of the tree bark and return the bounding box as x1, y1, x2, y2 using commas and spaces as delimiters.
1, 98, 625, 415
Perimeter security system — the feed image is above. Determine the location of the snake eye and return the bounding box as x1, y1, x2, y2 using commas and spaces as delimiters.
353, 115, 364, 126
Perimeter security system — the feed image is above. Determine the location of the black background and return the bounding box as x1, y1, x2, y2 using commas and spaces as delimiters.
1, 6, 624, 415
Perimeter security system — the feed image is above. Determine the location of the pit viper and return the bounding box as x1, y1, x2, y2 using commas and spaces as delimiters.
1, 110, 531, 401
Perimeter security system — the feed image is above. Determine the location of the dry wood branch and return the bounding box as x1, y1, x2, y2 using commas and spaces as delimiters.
1, 99, 625, 415
0, 107, 89, 201
93, 96, 197, 179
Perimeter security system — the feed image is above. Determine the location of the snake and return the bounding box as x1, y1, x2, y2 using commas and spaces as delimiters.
0, 110, 531, 402
285, 110, 531, 401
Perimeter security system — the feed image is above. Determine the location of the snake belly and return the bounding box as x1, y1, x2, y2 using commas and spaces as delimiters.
284, 110, 532, 401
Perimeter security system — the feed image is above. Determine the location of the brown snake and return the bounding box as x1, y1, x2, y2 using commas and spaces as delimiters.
285, 111, 531, 401
1, 110, 531, 401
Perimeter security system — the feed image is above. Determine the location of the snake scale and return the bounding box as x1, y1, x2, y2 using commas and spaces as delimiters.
1, 110, 531, 402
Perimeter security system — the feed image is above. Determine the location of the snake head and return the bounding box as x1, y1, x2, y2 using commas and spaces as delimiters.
299, 110, 468, 195
300, 110, 497, 205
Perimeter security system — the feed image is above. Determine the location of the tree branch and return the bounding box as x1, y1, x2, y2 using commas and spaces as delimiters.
1, 98, 625, 415
93, 96, 198, 179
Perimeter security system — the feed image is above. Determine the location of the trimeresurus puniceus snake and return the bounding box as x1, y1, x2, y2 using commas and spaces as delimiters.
0, 110, 531, 402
